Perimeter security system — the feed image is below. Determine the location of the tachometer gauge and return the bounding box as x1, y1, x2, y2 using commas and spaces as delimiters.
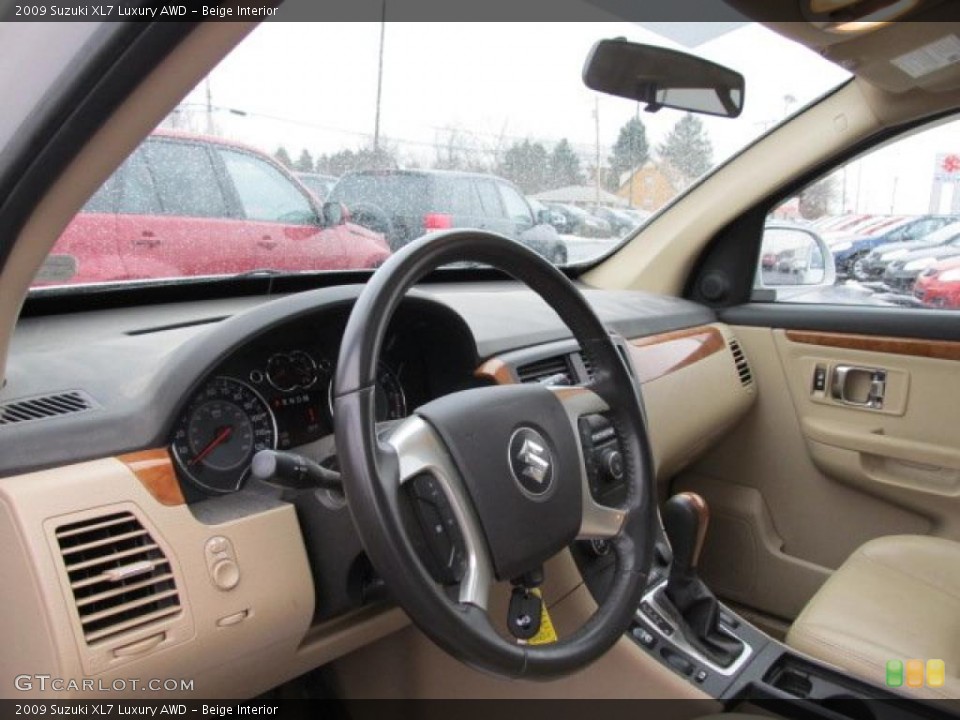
171, 377, 277, 494
328, 362, 407, 422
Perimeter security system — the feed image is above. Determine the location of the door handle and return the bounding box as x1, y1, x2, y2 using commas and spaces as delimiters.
257, 240, 277, 250
132, 237, 160, 249
831, 365, 887, 409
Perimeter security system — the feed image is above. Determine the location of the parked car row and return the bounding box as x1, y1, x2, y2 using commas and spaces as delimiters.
37, 139, 606, 288
803, 212, 960, 309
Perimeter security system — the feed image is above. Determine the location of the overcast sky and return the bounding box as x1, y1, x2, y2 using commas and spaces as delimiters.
171, 21, 960, 214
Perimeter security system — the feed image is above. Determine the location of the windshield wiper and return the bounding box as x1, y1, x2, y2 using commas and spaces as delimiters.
231, 268, 287, 279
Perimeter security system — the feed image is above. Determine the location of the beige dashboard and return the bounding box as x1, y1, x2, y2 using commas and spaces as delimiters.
0, 321, 754, 699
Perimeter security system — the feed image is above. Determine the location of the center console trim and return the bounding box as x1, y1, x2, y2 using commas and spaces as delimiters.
638, 579, 753, 677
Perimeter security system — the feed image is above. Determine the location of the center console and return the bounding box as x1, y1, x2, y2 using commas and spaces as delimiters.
575, 490, 959, 719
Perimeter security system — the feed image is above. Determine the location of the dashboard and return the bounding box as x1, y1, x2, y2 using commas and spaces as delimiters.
0, 282, 755, 698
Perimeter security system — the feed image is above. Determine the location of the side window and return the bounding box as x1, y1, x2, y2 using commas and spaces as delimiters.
80, 174, 118, 214
497, 183, 533, 224
763, 115, 960, 309
144, 141, 229, 218
118, 148, 162, 215
475, 180, 505, 218
219, 149, 316, 225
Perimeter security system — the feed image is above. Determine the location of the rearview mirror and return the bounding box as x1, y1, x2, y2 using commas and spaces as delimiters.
583, 39, 745, 118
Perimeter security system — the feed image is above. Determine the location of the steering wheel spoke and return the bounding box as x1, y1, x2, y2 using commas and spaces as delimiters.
548, 386, 627, 540
383, 415, 494, 610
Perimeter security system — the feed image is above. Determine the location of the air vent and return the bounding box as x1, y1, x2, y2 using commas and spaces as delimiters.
0, 390, 93, 426
728, 339, 754, 388
579, 352, 595, 381
517, 355, 572, 385
55, 512, 180, 644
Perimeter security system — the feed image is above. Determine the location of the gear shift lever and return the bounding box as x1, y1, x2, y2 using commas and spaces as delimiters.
662, 492, 743, 668
662, 492, 709, 577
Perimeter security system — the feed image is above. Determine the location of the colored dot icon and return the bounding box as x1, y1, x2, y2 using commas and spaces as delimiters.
886, 659, 945, 688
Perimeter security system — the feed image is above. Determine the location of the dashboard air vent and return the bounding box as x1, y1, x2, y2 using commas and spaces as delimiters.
0, 390, 93, 426
728, 339, 753, 388
517, 355, 572, 385
579, 352, 595, 381
55, 512, 180, 644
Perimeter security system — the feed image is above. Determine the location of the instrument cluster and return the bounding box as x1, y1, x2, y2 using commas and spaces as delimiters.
171, 336, 411, 495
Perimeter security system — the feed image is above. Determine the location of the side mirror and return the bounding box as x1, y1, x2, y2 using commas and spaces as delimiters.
322, 201, 347, 226
583, 38, 745, 118
536, 209, 554, 226
757, 226, 835, 290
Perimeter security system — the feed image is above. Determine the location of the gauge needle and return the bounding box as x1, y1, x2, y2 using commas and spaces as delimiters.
189, 426, 234, 466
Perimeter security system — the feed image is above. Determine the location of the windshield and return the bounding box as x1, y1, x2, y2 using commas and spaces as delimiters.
32, 21, 849, 291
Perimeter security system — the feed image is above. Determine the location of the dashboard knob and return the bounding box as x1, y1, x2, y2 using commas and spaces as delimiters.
600, 448, 624, 481
211, 559, 241, 591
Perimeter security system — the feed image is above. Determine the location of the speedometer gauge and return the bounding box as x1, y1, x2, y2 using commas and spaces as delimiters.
171, 377, 277, 494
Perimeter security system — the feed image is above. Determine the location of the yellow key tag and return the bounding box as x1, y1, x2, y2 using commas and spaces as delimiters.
528, 588, 557, 645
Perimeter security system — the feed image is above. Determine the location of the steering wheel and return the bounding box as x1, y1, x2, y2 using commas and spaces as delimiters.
333, 230, 656, 679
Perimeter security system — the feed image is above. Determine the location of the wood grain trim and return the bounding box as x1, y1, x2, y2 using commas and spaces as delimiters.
475, 325, 726, 387
785, 330, 960, 362
627, 326, 726, 384
474, 357, 517, 385
118, 448, 185, 507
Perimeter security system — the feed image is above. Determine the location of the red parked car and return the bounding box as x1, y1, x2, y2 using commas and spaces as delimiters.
914, 256, 960, 309
32, 131, 390, 286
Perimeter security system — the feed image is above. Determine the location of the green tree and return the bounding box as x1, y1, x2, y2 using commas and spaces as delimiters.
607, 116, 649, 191
498, 140, 549, 194
294, 149, 315, 173
658, 113, 714, 184
274, 146, 292, 168
548, 139, 585, 189
315, 145, 398, 176
315, 150, 354, 176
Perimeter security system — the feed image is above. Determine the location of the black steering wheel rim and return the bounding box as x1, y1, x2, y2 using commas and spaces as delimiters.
333, 230, 656, 679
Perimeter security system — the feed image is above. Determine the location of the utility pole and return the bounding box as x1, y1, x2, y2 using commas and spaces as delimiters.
594, 97, 601, 206
628, 103, 639, 208
205, 77, 214, 136
373, 1, 386, 158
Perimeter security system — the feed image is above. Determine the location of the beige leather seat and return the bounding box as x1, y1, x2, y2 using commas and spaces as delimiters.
787, 535, 960, 699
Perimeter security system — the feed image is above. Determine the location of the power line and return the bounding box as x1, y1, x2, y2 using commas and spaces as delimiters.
173, 103, 613, 160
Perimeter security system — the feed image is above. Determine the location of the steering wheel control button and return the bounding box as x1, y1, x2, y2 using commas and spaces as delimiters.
205, 535, 241, 591
601, 448, 624, 481
508, 427, 554, 497
578, 414, 627, 503
409, 475, 466, 585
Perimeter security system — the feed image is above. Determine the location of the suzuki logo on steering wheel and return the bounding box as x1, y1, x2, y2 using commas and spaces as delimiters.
508, 428, 554, 498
